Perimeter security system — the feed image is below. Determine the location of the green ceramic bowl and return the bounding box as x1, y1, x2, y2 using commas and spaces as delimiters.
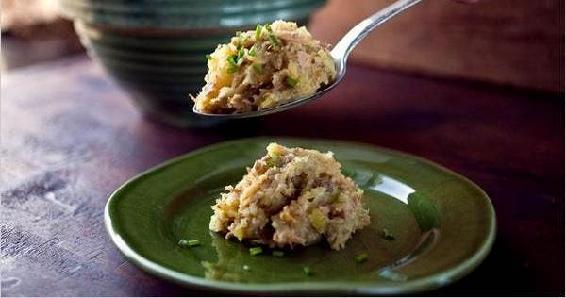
60, 0, 326, 29
105, 138, 496, 295
59, 0, 326, 127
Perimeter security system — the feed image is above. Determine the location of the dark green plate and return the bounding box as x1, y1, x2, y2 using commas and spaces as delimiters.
105, 138, 495, 295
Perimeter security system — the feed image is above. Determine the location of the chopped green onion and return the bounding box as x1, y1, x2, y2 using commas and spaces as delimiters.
268, 34, 280, 47
227, 55, 237, 64
303, 266, 313, 275
248, 45, 257, 57
226, 56, 239, 73
243, 265, 250, 271
187, 239, 201, 247
286, 76, 298, 87
265, 156, 279, 168
272, 251, 285, 257
237, 48, 245, 62
268, 150, 281, 158
255, 25, 263, 40
226, 47, 247, 74
382, 228, 395, 240
355, 253, 368, 263
178, 239, 200, 248
265, 159, 274, 167
265, 24, 280, 47
249, 246, 263, 256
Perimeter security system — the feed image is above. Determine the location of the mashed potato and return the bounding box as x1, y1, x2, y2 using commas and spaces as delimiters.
209, 143, 370, 250
192, 21, 336, 114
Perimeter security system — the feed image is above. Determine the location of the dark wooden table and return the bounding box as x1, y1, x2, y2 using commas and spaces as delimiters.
1, 55, 564, 296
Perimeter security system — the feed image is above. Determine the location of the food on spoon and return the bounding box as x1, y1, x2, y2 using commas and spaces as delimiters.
192, 21, 337, 114
209, 143, 370, 250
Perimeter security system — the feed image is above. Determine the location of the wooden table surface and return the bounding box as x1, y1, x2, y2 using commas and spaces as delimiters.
1, 55, 564, 296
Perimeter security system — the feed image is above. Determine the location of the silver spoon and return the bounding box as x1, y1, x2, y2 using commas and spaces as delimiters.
193, 0, 423, 119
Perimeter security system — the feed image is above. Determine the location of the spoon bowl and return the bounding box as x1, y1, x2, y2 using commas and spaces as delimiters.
193, 0, 423, 119
192, 56, 346, 119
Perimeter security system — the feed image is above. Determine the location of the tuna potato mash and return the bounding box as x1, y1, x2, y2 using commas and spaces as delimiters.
209, 143, 370, 250
192, 21, 336, 114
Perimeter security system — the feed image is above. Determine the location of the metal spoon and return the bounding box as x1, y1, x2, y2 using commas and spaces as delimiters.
193, 0, 423, 119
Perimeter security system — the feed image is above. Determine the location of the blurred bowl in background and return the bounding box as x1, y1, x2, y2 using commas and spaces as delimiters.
59, 0, 326, 127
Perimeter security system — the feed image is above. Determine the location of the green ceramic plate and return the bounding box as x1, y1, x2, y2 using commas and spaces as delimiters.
105, 138, 495, 295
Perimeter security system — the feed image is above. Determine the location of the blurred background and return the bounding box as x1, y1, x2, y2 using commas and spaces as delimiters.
1, 2, 564, 296
2, 0, 563, 92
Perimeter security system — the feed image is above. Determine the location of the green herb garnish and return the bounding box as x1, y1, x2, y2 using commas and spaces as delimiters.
265, 156, 279, 168
178, 239, 200, 247
265, 24, 280, 47
355, 253, 368, 263
303, 266, 313, 275
249, 246, 263, 256
226, 47, 248, 74
206, 54, 212, 60
272, 251, 285, 257
268, 34, 280, 47
382, 228, 395, 240
286, 76, 298, 87
265, 24, 274, 33
255, 24, 263, 40
248, 45, 257, 57
237, 47, 245, 62
226, 56, 239, 73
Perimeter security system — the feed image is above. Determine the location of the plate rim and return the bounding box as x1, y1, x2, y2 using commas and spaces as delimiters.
104, 137, 496, 295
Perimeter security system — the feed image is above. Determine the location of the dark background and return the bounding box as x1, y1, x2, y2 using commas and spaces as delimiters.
1, 0, 564, 296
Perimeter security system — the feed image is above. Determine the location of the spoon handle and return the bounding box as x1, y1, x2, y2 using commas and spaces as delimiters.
330, 0, 423, 61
